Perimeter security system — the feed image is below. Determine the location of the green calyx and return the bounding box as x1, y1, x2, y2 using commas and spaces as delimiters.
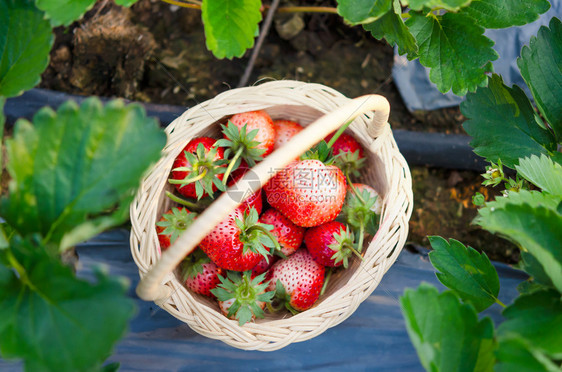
156, 207, 197, 245
300, 140, 335, 164
216, 122, 266, 182
211, 271, 275, 326
236, 208, 283, 261
335, 150, 366, 177
268, 279, 299, 315
342, 188, 378, 233
180, 248, 211, 281
329, 227, 362, 268
169, 142, 227, 199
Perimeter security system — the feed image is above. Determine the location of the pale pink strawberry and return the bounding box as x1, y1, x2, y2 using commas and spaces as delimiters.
351, 183, 382, 215
304, 221, 357, 268
273, 119, 303, 149
180, 249, 223, 297
259, 208, 304, 256
264, 159, 346, 227
266, 249, 325, 313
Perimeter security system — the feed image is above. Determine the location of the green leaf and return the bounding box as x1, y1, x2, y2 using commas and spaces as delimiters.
337, 0, 392, 25
462, 74, 556, 168
428, 236, 500, 312
479, 189, 560, 218
404, 0, 471, 11
519, 251, 555, 288
516, 155, 562, 196
0, 97, 5, 167
0, 0, 53, 98
518, 17, 562, 142
1, 98, 166, 250
476, 203, 562, 293
201, 0, 262, 59
0, 238, 135, 371
363, 3, 418, 59
406, 12, 498, 95
35, 0, 96, 27
462, 0, 550, 29
498, 289, 562, 358
400, 283, 496, 372
496, 336, 562, 372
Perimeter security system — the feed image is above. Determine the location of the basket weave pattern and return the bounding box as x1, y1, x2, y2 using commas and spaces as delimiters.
130, 81, 413, 351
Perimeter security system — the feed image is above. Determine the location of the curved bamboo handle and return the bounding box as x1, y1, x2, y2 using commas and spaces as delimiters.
136, 94, 390, 302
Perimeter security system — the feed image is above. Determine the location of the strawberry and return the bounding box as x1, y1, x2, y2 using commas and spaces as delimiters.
264, 158, 346, 227
199, 207, 280, 271
304, 221, 358, 268
155, 207, 196, 253
227, 110, 276, 158
259, 208, 304, 256
169, 137, 226, 199
227, 166, 263, 215
266, 249, 325, 313
211, 271, 275, 325
351, 183, 382, 215
179, 249, 223, 297
325, 132, 365, 159
251, 254, 277, 277
273, 119, 303, 149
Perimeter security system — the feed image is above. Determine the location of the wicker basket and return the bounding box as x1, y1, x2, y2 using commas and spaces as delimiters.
130, 80, 413, 351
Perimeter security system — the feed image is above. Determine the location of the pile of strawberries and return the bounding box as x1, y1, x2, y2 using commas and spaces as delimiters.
156, 110, 381, 325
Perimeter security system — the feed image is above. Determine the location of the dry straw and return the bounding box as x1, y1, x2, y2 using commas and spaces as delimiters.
130, 80, 413, 351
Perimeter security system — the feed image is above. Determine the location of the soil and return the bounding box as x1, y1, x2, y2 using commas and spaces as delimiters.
36, 0, 517, 263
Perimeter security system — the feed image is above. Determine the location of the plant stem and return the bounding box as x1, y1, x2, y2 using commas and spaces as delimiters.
159, 0, 339, 15
248, 225, 283, 257
165, 191, 203, 210
222, 146, 244, 185
326, 120, 353, 149
275, 6, 338, 14
356, 219, 365, 253
346, 172, 366, 205
320, 267, 333, 296
495, 298, 506, 308
238, 0, 281, 87
168, 168, 207, 185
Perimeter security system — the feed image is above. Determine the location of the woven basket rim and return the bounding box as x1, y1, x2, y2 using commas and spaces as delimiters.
129, 80, 414, 351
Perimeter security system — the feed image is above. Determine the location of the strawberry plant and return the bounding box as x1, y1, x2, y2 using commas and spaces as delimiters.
401, 17, 562, 371
0, 1, 166, 371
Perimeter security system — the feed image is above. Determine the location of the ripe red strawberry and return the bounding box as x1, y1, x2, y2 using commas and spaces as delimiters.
259, 208, 304, 256
180, 249, 223, 297
264, 159, 346, 227
267, 249, 325, 313
304, 221, 357, 268
169, 137, 226, 199
251, 253, 277, 277
227, 166, 263, 215
273, 119, 303, 149
212, 271, 275, 325
199, 207, 279, 271
325, 132, 365, 159
228, 110, 276, 157
155, 207, 196, 253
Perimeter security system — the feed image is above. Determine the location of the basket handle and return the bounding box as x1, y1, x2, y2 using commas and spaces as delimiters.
136, 94, 390, 302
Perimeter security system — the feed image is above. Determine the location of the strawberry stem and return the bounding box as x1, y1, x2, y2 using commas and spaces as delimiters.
165, 191, 205, 211
346, 173, 366, 205
247, 225, 284, 259
222, 146, 245, 185
320, 267, 332, 296
356, 219, 365, 253
168, 168, 208, 185
326, 120, 353, 149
